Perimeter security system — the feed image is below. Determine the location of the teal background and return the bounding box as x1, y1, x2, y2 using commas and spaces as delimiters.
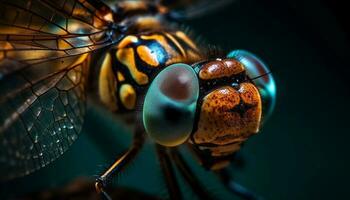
1, 0, 349, 199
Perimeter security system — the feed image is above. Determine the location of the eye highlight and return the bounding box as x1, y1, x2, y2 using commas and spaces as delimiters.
227, 50, 276, 122
143, 63, 199, 147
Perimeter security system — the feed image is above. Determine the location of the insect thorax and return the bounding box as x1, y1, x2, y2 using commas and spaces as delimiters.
98, 26, 203, 112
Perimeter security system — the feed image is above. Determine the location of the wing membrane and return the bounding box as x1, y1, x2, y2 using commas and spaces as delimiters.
0, 54, 90, 180
0, 0, 118, 180
0, 0, 111, 35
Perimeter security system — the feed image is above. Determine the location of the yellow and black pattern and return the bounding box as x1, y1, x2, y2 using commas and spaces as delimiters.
98, 52, 137, 111
116, 31, 202, 85
98, 30, 202, 111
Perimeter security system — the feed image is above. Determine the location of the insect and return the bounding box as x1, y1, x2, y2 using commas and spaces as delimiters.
0, 0, 276, 199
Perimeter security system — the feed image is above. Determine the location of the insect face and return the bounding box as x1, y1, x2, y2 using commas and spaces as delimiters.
190, 57, 263, 160
142, 50, 276, 155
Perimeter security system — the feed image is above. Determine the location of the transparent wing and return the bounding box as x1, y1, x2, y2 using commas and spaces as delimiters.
0, 0, 119, 180
0, 54, 90, 180
0, 0, 117, 70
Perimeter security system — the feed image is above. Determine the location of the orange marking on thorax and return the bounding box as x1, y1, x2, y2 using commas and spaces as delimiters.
116, 48, 149, 85
118, 35, 139, 49
119, 83, 137, 110
164, 33, 186, 56
117, 71, 125, 82
98, 53, 118, 111
137, 45, 159, 67
175, 31, 198, 50
140, 34, 179, 59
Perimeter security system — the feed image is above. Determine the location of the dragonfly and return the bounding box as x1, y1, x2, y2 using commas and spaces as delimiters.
0, 0, 276, 199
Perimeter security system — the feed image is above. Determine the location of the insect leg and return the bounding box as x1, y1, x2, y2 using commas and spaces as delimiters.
95, 124, 145, 200
216, 169, 263, 200
155, 145, 183, 200
169, 148, 214, 200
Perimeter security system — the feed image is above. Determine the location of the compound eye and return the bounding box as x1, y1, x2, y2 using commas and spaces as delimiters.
227, 50, 276, 122
143, 63, 199, 147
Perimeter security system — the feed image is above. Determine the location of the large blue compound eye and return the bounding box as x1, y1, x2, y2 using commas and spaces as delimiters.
143, 63, 199, 147
228, 50, 276, 122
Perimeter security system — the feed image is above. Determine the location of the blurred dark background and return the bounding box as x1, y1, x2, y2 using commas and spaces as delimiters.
1, 0, 349, 199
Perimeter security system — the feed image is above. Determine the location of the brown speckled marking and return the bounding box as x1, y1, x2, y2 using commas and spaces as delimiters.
193, 83, 262, 155
199, 58, 245, 80
239, 82, 260, 105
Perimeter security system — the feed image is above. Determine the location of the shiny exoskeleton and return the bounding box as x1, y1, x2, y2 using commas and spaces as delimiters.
98, 1, 268, 169
0, 0, 276, 200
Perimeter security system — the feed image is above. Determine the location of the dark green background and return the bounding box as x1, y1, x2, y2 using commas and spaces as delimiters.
1, 0, 349, 199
